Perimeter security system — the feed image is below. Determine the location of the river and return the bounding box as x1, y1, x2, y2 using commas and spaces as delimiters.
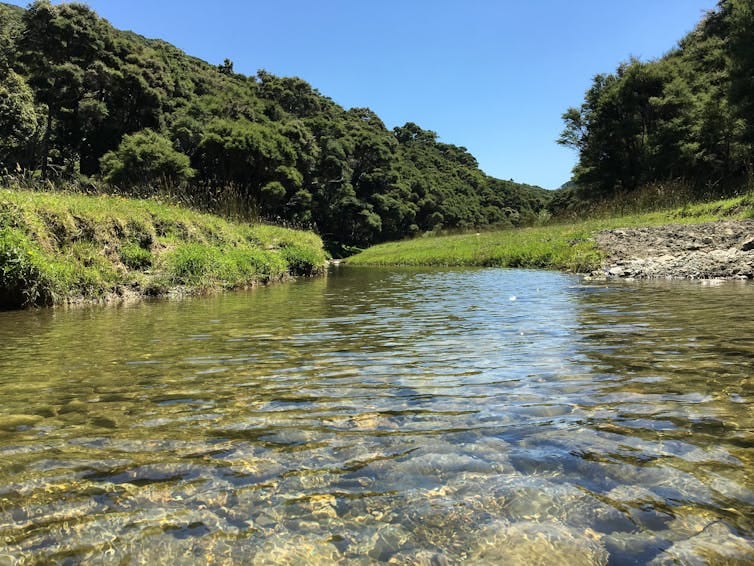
0, 267, 753, 564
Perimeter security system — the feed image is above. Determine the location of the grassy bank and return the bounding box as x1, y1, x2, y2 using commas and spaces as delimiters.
0, 188, 327, 309
347, 193, 754, 270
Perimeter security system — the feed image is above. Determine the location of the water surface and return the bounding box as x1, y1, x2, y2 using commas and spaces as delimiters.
1, 267, 753, 564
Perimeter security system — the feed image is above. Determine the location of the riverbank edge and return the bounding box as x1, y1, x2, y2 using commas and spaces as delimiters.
0, 188, 328, 309
587, 218, 754, 281
347, 194, 754, 280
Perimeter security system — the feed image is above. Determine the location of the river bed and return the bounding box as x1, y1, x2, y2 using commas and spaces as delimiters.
0, 267, 753, 564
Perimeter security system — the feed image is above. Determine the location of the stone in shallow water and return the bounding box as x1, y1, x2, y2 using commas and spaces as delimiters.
361, 450, 497, 492
250, 533, 341, 565
496, 478, 635, 534
468, 520, 609, 565
604, 484, 663, 505
603, 530, 672, 565
387, 550, 450, 565
367, 524, 413, 561
307, 493, 338, 518
0, 414, 42, 430
396, 452, 492, 477
648, 521, 754, 565
706, 472, 754, 506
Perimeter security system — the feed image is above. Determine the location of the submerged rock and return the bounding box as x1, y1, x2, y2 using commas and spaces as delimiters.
250, 533, 342, 565
368, 524, 413, 561
648, 521, 754, 565
0, 414, 42, 430
498, 479, 635, 534
468, 520, 609, 565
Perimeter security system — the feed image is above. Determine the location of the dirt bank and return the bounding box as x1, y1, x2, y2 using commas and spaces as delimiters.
589, 219, 754, 280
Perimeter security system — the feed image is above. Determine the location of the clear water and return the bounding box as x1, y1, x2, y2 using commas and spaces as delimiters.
0, 267, 753, 564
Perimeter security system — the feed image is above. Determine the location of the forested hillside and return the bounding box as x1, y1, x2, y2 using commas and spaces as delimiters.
556, 0, 754, 212
0, 1, 550, 248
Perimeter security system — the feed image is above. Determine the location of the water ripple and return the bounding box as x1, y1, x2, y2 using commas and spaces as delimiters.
0, 268, 752, 563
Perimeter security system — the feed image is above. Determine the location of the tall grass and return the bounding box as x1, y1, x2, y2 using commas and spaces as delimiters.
553, 178, 754, 221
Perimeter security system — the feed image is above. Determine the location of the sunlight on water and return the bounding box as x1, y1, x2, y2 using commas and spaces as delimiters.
0, 267, 753, 564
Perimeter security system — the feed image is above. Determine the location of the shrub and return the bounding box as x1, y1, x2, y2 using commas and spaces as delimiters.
100, 129, 194, 189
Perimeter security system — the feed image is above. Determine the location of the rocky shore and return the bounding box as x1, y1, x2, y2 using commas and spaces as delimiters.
589, 219, 754, 280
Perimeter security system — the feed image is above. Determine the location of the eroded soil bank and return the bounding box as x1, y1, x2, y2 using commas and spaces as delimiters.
590, 219, 754, 280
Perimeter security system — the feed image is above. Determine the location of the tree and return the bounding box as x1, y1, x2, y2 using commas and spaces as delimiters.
728, 0, 754, 157
99, 129, 194, 188
256, 70, 324, 118
393, 122, 438, 145
557, 0, 754, 208
0, 16, 15, 75
559, 60, 673, 198
0, 71, 39, 171
17, 1, 112, 178
217, 58, 234, 75
193, 118, 301, 217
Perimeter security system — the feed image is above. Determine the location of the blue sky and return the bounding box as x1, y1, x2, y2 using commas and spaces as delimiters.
9, 0, 716, 189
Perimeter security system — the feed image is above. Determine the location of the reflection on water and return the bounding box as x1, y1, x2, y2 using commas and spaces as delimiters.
0, 267, 752, 564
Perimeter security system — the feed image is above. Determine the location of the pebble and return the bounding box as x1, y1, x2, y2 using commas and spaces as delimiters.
594, 219, 754, 279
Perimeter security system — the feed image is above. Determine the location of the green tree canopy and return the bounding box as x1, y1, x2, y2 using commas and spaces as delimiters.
557, 0, 754, 208
0, 71, 39, 172
99, 129, 194, 188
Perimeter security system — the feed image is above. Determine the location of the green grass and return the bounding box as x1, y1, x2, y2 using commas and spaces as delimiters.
348, 193, 754, 270
158, 243, 288, 288
0, 188, 327, 308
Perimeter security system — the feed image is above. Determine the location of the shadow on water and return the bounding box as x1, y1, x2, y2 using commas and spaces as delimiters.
0, 267, 753, 563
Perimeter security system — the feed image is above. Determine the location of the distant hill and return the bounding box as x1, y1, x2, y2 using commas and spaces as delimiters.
0, 2, 23, 23
0, 1, 549, 247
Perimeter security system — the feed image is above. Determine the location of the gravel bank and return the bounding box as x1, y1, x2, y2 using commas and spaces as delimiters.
589, 219, 754, 280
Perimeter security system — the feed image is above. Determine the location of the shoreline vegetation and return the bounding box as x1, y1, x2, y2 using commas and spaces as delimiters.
346, 192, 754, 278
0, 187, 327, 309
4, 185, 753, 311
2, 1, 754, 306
